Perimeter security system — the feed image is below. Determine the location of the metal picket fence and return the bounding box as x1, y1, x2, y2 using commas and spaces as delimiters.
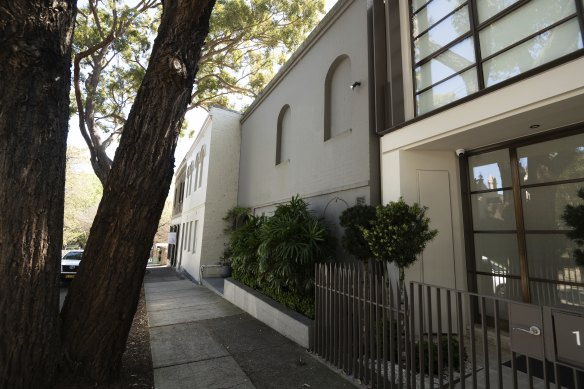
313, 262, 584, 389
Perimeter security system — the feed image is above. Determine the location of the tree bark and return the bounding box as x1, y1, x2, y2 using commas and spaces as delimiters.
0, 1, 76, 388
60, 0, 216, 381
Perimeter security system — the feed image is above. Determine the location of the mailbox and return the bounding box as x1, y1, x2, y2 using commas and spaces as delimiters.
550, 310, 584, 370
509, 303, 545, 359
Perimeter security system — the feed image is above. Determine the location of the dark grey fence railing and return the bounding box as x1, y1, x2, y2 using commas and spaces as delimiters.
314, 262, 584, 389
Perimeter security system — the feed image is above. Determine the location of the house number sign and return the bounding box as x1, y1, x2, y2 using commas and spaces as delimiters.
552, 311, 584, 370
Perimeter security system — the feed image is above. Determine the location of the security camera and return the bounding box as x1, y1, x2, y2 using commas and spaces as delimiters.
455, 149, 466, 157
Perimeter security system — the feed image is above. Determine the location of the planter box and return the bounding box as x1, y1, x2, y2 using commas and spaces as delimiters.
223, 278, 313, 349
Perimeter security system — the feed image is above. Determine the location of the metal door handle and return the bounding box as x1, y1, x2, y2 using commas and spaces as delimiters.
512, 325, 541, 336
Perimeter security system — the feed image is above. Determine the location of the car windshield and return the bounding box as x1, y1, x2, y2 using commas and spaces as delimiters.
63, 252, 83, 260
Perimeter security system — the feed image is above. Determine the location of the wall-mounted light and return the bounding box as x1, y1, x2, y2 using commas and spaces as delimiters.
350, 81, 361, 90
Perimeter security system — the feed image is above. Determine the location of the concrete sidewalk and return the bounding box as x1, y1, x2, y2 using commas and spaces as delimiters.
144, 266, 358, 389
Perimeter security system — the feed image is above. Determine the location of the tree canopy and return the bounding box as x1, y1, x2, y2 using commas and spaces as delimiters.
73, 0, 325, 184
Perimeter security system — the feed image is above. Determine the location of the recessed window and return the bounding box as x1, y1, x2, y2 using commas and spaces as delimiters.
325, 55, 352, 140
276, 105, 292, 165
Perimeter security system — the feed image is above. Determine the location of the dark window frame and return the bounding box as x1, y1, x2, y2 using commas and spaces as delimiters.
460, 123, 584, 305
408, 0, 584, 117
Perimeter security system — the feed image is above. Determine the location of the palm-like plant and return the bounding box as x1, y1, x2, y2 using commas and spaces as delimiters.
229, 214, 265, 289
257, 196, 334, 295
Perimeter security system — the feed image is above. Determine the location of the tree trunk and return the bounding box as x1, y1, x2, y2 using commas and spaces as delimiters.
59, 0, 216, 381
0, 1, 76, 388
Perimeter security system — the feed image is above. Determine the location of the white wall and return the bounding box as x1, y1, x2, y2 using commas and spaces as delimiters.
381, 24, 584, 293
176, 107, 241, 281
238, 0, 374, 247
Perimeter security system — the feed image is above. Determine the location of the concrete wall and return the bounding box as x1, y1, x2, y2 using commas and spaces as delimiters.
238, 0, 375, 248
224, 279, 313, 349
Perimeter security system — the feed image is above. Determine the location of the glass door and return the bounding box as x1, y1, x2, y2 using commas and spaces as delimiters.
466, 131, 584, 310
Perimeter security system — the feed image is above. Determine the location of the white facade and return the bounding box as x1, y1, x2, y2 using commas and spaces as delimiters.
378, 0, 584, 305
170, 107, 241, 281
238, 0, 380, 254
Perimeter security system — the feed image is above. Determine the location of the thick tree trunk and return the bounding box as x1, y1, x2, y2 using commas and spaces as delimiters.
60, 0, 216, 381
0, 1, 76, 388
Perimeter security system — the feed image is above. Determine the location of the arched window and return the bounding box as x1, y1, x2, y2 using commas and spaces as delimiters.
276, 104, 291, 165
324, 55, 352, 141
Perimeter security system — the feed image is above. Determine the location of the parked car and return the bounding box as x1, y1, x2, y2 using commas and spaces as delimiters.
61, 250, 83, 280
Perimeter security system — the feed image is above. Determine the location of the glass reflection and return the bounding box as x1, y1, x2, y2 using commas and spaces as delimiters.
483, 19, 583, 87
479, 0, 576, 58
413, 0, 466, 37
522, 183, 583, 230
474, 233, 520, 275
414, 6, 470, 63
416, 68, 477, 114
415, 38, 475, 92
518, 133, 584, 185
468, 149, 512, 191
477, 274, 522, 301
477, 0, 520, 23
471, 190, 516, 230
531, 281, 584, 309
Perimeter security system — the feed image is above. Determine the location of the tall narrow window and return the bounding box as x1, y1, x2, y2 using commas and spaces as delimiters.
187, 221, 193, 251
276, 104, 292, 165
324, 55, 352, 140
181, 223, 186, 251
198, 145, 206, 188
193, 220, 198, 253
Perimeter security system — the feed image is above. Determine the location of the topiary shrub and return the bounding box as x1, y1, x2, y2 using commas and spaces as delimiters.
339, 204, 376, 261
361, 198, 438, 292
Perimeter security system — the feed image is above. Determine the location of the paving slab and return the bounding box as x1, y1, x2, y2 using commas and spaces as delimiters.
205, 314, 292, 354
146, 293, 224, 312
154, 356, 255, 389
145, 287, 214, 303
144, 280, 198, 293
148, 299, 242, 327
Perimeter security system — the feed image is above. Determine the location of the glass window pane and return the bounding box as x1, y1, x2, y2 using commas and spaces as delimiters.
413, 0, 466, 37
474, 233, 520, 275
412, 0, 430, 13
479, 0, 576, 58
416, 67, 477, 114
477, 0, 520, 24
477, 274, 522, 301
471, 190, 516, 230
531, 280, 584, 309
518, 133, 584, 185
483, 19, 583, 87
522, 183, 584, 230
526, 234, 580, 279
414, 6, 470, 63
415, 38, 475, 91
468, 149, 513, 191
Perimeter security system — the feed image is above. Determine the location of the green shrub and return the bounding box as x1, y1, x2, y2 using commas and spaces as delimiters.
416, 336, 466, 374
361, 199, 437, 288
257, 195, 335, 296
339, 204, 376, 261
229, 214, 265, 290
563, 188, 584, 266
226, 196, 334, 318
